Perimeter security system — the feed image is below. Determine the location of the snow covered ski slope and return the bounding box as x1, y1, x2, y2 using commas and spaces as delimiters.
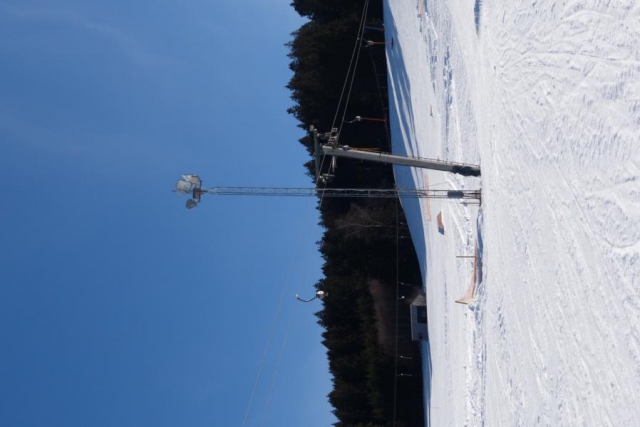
385, 0, 640, 425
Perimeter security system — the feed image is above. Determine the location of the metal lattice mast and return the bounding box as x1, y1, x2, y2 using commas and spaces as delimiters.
199, 186, 480, 200
175, 176, 481, 209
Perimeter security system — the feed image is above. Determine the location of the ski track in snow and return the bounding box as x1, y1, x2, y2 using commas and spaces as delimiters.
385, 0, 640, 426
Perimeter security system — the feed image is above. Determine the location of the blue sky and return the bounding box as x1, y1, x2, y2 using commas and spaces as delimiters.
0, 1, 334, 425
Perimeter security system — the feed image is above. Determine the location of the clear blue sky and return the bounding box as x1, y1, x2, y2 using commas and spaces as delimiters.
0, 1, 335, 425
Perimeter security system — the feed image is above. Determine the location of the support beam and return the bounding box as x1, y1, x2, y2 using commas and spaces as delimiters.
310, 126, 321, 182
321, 145, 481, 177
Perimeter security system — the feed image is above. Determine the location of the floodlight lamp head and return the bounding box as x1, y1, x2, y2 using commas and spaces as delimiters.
176, 174, 203, 207
176, 179, 194, 195
176, 174, 202, 194
182, 174, 202, 186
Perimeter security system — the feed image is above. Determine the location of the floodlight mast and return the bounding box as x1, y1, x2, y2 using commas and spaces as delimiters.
174, 176, 481, 209
198, 186, 480, 199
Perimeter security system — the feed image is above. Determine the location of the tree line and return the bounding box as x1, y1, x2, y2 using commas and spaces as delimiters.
287, 1, 426, 426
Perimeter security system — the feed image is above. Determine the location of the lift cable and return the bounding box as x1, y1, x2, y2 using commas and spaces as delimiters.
330, 0, 371, 134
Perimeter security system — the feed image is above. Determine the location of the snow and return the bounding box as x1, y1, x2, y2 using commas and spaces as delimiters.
384, 0, 640, 425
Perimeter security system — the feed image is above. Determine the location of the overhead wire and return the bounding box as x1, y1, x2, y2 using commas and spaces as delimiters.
338, 0, 371, 129
392, 198, 400, 426
364, 36, 413, 425
244, 1, 375, 424
244, 178, 333, 426
240, 202, 314, 427
331, 0, 371, 134
257, 205, 314, 427
257, 163, 336, 424
257, 294, 300, 427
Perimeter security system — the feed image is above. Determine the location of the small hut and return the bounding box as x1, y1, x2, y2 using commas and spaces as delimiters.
409, 293, 428, 341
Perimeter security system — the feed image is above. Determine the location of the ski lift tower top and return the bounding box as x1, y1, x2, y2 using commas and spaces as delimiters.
310, 125, 481, 181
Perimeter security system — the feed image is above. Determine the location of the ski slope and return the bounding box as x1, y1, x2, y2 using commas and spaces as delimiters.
385, 0, 640, 425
